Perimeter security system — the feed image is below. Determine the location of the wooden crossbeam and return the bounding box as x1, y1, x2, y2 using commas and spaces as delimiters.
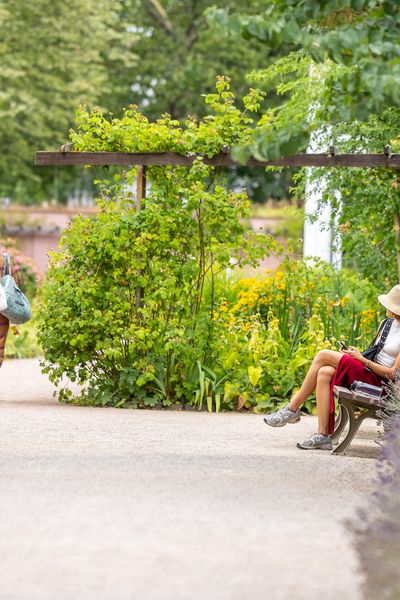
35, 151, 400, 169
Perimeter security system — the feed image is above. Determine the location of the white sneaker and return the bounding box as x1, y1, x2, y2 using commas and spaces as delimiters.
263, 405, 301, 427
296, 433, 332, 450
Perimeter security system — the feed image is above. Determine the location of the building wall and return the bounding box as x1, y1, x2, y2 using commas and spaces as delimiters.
2, 206, 98, 271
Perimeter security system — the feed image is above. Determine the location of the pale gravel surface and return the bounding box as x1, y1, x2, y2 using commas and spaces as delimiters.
0, 359, 378, 600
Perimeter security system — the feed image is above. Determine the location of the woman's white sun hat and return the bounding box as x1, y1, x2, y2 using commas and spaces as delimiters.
378, 284, 400, 316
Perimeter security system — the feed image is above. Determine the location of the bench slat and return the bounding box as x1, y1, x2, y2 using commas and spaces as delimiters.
333, 385, 353, 399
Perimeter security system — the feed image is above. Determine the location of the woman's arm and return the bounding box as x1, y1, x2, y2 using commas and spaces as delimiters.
343, 346, 400, 380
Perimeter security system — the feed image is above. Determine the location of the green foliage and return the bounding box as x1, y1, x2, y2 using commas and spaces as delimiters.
214, 259, 382, 413
5, 307, 41, 359
296, 109, 400, 286
36, 71, 389, 413
0, 0, 294, 203
0, 0, 136, 202
38, 82, 278, 408
208, 1, 400, 158
323, 167, 400, 286
70, 78, 265, 157
118, 0, 297, 202
194, 28, 400, 286
124, 0, 276, 121
231, 51, 314, 162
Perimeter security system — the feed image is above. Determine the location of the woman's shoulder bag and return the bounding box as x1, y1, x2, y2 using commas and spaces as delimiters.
0, 253, 31, 324
362, 317, 393, 364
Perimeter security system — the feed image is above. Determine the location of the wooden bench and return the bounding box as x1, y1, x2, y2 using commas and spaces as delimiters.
331, 385, 382, 455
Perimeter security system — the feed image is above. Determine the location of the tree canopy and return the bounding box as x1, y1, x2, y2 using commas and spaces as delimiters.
0, 0, 134, 202
122, 0, 272, 120
208, 0, 400, 159
1, 0, 290, 203
205, 1, 400, 284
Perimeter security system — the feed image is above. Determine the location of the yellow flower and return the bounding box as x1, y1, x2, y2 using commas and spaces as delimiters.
219, 301, 228, 312
360, 309, 376, 327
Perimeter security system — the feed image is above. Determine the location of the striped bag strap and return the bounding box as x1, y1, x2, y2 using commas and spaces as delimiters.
376, 318, 393, 350
2, 253, 12, 277
2, 253, 7, 277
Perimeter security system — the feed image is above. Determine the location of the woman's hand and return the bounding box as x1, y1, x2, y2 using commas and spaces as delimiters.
342, 346, 364, 362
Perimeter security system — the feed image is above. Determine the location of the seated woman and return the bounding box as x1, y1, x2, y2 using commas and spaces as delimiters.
264, 284, 400, 450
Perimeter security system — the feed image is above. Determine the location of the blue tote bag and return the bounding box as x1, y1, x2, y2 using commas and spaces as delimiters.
0, 253, 31, 324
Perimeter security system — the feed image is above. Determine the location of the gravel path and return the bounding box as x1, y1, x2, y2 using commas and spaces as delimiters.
0, 359, 377, 600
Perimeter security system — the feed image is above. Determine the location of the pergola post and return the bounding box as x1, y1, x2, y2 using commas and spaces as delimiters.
136, 165, 146, 211
135, 165, 146, 314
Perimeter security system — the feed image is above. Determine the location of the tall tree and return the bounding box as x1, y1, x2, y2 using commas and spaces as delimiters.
119, 0, 272, 120
113, 0, 294, 201
208, 0, 400, 159
1, 0, 295, 203
0, 0, 136, 202
207, 1, 400, 283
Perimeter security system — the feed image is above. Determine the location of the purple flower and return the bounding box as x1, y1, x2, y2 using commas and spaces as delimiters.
347, 372, 400, 599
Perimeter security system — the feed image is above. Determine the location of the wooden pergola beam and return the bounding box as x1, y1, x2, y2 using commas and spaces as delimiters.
35, 151, 400, 169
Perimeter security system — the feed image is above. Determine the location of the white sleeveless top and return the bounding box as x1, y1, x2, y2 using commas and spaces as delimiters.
376, 319, 400, 368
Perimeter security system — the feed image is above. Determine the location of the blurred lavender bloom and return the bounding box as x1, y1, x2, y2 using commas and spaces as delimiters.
347, 373, 400, 600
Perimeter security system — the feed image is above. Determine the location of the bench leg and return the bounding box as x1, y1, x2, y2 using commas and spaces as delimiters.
331, 404, 374, 455
331, 406, 368, 454
331, 405, 349, 444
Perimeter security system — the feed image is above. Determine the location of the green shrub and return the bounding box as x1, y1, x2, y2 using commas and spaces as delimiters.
37, 78, 282, 407
37, 168, 274, 407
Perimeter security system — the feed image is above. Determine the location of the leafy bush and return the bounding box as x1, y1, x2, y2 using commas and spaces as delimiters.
38, 172, 274, 407
38, 79, 283, 407
211, 259, 382, 413
5, 308, 41, 359
70, 76, 266, 158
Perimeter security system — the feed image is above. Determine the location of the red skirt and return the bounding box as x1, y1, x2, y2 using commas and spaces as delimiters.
329, 354, 386, 434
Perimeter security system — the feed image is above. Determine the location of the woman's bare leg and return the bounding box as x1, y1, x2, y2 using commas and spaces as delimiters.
315, 366, 336, 435
288, 350, 343, 412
